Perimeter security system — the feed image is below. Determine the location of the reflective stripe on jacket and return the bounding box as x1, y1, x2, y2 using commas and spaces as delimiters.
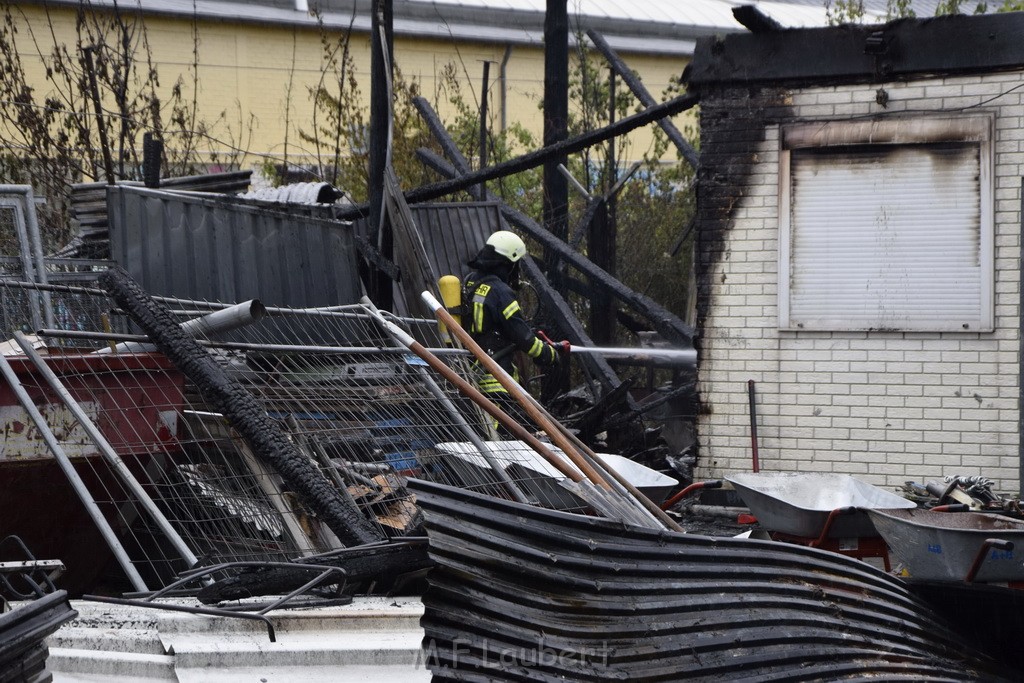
463, 272, 557, 392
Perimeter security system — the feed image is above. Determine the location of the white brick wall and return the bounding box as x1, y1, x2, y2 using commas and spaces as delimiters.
697, 73, 1023, 495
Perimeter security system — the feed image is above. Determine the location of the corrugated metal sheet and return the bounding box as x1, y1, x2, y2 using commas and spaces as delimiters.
0, 590, 78, 681
413, 202, 499, 283
65, 171, 252, 259
107, 185, 361, 311
410, 479, 1013, 681
355, 202, 498, 316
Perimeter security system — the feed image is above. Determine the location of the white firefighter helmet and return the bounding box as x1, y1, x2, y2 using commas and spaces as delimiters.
486, 230, 527, 263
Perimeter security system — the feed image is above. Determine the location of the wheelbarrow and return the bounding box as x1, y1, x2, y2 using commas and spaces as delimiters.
726, 472, 916, 569
866, 507, 1024, 583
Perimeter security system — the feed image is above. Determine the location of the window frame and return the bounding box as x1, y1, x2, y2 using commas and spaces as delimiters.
778, 114, 995, 333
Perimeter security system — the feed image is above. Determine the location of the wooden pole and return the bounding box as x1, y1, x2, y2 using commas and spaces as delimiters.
423, 291, 688, 531
365, 306, 584, 484
421, 291, 616, 490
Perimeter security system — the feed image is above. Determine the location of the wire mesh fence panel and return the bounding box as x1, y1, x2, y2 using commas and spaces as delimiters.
0, 278, 592, 593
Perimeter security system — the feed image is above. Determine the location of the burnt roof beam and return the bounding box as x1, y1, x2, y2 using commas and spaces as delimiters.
403, 93, 698, 205
587, 29, 700, 171
731, 5, 783, 34
688, 13, 1024, 86
414, 140, 695, 348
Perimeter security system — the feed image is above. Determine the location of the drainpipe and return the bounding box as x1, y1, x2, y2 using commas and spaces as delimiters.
499, 44, 512, 133
1019, 177, 1023, 497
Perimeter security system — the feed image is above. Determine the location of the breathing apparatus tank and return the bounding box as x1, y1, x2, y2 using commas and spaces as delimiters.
437, 275, 462, 346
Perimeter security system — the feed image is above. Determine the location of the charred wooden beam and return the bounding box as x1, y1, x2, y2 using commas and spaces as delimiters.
99, 267, 383, 547
687, 14, 1024, 86
732, 5, 784, 33
544, 0, 570, 283
587, 29, 699, 170
368, 0, 395, 309
413, 110, 480, 200
354, 235, 400, 282
402, 93, 698, 206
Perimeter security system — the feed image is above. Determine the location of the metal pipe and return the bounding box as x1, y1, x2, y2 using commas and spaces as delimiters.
558, 163, 591, 199
499, 44, 512, 133
40, 328, 472, 357
97, 299, 267, 354
748, 379, 760, 473
13, 331, 199, 568
571, 344, 696, 367
0, 352, 149, 592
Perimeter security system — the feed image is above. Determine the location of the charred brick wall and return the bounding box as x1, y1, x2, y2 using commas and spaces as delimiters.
693, 83, 791, 479
693, 73, 1023, 493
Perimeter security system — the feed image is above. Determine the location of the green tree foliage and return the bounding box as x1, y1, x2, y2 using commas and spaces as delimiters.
561, 34, 696, 329
826, 0, 867, 24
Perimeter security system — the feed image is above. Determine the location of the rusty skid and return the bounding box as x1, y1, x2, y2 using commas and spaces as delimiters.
409, 479, 1010, 682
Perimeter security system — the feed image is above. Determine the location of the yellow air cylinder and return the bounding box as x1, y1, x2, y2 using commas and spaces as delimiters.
437, 275, 462, 345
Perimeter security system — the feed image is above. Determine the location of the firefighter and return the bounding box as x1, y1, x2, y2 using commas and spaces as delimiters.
463, 230, 569, 429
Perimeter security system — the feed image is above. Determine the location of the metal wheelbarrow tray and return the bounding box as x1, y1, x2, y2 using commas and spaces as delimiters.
866, 507, 1024, 582
726, 472, 915, 539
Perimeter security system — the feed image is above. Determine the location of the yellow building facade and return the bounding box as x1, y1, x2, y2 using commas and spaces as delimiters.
6, 2, 697, 180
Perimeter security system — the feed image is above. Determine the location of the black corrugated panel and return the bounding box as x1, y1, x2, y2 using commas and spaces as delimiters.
409, 479, 1011, 682
413, 202, 500, 282
108, 185, 361, 313
354, 202, 500, 316
0, 590, 78, 681
66, 171, 253, 258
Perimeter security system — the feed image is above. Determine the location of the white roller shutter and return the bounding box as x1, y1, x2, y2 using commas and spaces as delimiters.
779, 124, 992, 332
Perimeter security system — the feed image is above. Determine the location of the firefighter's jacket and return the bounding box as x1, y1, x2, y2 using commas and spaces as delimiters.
463, 271, 558, 393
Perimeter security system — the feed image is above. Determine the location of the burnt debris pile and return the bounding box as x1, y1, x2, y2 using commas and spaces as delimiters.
0, 229, 693, 606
